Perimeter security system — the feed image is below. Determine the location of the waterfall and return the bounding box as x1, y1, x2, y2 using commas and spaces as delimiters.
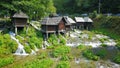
34, 45, 39, 51
9, 31, 29, 55
31, 49, 36, 55
44, 41, 50, 46
41, 41, 50, 49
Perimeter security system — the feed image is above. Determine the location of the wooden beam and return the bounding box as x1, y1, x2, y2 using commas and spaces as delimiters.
15, 27, 17, 35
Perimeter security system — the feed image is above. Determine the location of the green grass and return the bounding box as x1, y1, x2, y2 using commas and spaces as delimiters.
92, 28, 120, 40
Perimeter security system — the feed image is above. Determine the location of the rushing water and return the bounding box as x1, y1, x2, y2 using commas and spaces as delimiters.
9, 31, 29, 55
66, 30, 117, 48
31, 49, 36, 55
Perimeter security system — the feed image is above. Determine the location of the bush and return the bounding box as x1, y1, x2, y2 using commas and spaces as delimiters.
113, 54, 120, 64
8, 41, 18, 53
0, 46, 11, 54
99, 38, 108, 43
52, 46, 70, 57
28, 37, 42, 48
94, 16, 120, 35
38, 52, 47, 59
60, 55, 69, 61
100, 44, 107, 47
47, 45, 55, 49
96, 49, 107, 58
48, 34, 59, 46
116, 42, 120, 50
83, 50, 99, 61
29, 43, 35, 50
56, 61, 70, 68
24, 59, 53, 68
0, 34, 18, 54
0, 56, 14, 67
59, 35, 66, 45
24, 45, 31, 53
77, 44, 87, 50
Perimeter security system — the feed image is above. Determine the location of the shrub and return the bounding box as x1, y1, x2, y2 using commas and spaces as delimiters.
29, 43, 35, 50
116, 42, 120, 50
8, 41, 18, 53
59, 35, 66, 45
56, 61, 70, 68
99, 38, 108, 43
24, 59, 53, 68
28, 37, 42, 48
38, 52, 47, 59
96, 49, 107, 58
48, 34, 59, 46
113, 54, 120, 64
0, 56, 14, 67
77, 44, 87, 50
100, 44, 107, 47
24, 45, 31, 53
52, 46, 70, 57
83, 50, 99, 61
3, 34, 11, 39
60, 55, 69, 61
94, 16, 120, 35
0, 46, 11, 54
47, 45, 54, 49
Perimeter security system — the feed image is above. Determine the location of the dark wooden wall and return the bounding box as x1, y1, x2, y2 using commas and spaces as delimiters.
47, 25, 56, 31
58, 20, 65, 30
13, 18, 27, 27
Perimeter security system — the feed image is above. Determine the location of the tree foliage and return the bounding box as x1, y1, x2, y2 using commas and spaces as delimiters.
0, 0, 56, 20
54, 0, 120, 14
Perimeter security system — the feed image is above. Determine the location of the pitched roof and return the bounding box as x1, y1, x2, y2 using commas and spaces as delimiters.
41, 17, 62, 25
84, 17, 93, 22
13, 11, 28, 18
65, 16, 76, 24
75, 17, 85, 22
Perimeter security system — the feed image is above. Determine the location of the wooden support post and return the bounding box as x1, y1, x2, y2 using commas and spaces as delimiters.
15, 27, 17, 35
58, 31, 60, 35
46, 33, 48, 39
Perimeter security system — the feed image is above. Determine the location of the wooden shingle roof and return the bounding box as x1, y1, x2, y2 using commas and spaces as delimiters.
84, 17, 93, 22
75, 17, 85, 22
41, 17, 62, 25
13, 11, 28, 18
64, 16, 76, 24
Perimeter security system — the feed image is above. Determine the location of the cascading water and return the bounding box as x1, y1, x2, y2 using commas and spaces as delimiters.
44, 41, 50, 46
9, 31, 29, 55
31, 49, 36, 55
42, 41, 50, 49
34, 45, 39, 51
66, 30, 117, 48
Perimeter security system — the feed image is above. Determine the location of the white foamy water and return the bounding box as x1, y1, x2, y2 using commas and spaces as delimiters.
31, 49, 36, 55
9, 31, 29, 55
66, 30, 117, 48
34, 45, 39, 51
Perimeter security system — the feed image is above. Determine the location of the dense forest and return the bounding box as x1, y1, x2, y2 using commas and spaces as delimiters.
0, 0, 120, 19
0, 0, 56, 20
54, 0, 120, 14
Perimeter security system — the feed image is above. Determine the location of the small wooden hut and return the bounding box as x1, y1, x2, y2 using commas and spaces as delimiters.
12, 11, 28, 34
83, 17, 93, 30
41, 16, 72, 39
75, 17, 85, 30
